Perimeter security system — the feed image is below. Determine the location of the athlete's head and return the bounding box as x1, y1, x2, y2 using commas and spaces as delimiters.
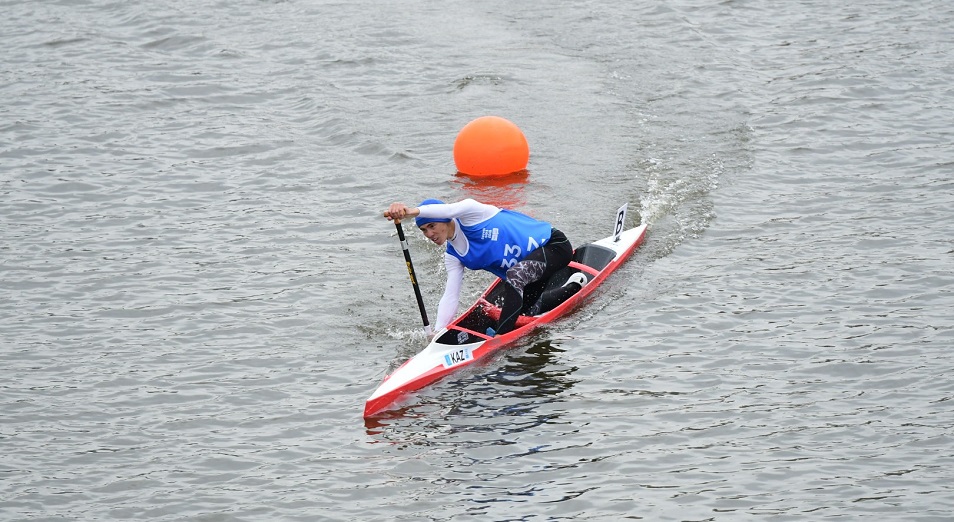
416, 199, 453, 246
414, 199, 449, 228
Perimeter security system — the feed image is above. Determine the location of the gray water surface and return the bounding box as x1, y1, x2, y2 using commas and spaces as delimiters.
3, 0, 953, 520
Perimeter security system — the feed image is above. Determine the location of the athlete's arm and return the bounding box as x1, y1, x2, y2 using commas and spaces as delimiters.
417, 199, 499, 226
435, 253, 464, 331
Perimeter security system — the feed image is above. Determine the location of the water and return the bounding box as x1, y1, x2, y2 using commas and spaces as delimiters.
2, 0, 953, 520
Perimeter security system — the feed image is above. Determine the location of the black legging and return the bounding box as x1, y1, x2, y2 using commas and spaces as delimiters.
495, 228, 572, 335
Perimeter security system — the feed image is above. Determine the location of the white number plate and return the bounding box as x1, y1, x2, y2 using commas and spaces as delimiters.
442, 347, 473, 368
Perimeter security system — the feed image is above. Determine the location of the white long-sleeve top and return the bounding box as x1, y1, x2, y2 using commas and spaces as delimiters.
416, 199, 500, 330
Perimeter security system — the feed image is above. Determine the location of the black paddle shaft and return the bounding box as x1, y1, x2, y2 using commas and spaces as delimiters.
394, 221, 431, 332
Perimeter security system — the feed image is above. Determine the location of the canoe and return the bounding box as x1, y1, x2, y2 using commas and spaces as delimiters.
364, 220, 648, 418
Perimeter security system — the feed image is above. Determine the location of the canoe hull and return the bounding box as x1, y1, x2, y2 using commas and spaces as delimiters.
364, 223, 648, 418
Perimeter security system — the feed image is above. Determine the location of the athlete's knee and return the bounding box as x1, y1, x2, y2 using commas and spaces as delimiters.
505, 267, 528, 294
505, 260, 545, 293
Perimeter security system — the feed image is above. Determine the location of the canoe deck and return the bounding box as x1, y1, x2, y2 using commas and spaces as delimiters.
364, 224, 647, 417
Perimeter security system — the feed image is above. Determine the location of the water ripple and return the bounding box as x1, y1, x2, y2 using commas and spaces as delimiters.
3, 0, 954, 520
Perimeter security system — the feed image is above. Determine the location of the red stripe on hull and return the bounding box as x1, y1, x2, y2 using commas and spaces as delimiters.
364, 225, 646, 418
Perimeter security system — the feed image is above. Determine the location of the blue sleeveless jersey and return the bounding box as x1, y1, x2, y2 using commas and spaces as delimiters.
447, 209, 552, 279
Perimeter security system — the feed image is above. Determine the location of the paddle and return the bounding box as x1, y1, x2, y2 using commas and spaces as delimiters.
393, 220, 432, 336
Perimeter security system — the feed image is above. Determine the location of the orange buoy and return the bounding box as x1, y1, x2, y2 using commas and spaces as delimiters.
453, 116, 529, 177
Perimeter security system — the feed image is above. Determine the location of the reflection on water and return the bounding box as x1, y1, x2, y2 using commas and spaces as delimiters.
365, 339, 577, 440
451, 170, 530, 210
463, 340, 577, 405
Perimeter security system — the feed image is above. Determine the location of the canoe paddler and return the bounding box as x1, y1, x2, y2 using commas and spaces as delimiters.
384, 198, 587, 336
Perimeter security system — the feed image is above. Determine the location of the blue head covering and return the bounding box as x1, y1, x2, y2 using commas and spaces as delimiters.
415, 199, 451, 228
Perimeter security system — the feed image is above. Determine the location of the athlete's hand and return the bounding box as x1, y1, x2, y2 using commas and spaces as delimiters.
384, 202, 415, 222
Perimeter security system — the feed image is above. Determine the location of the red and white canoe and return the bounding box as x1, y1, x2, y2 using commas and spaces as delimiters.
364, 211, 647, 418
